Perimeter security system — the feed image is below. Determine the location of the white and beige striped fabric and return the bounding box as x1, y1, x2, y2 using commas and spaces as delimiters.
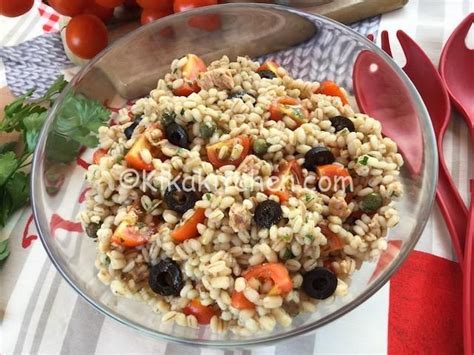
1, 0, 473, 354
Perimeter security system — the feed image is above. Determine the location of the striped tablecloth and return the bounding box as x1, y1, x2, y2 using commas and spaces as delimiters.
1, 0, 472, 354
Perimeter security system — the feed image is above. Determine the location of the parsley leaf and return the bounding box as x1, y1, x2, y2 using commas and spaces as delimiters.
53, 92, 110, 148
0, 239, 9, 261
5, 171, 29, 211
0, 152, 19, 186
45, 132, 81, 163
23, 111, 47, 153
0, 142, 17, 155
358, 155, 369, 166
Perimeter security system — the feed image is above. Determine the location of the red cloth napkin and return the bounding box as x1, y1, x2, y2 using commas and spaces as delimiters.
388, 251, 463, 354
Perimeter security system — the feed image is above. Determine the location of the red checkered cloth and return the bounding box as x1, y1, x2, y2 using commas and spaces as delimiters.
37, 2, 60, 33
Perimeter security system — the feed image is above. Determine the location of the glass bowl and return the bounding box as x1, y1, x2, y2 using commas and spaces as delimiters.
31, 3, 437, 347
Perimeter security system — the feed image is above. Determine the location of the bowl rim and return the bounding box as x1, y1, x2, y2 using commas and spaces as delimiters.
31, 2, 438, 348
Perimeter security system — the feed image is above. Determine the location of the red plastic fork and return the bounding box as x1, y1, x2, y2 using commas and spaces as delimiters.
439, 13, 474, 355
356, 30, 467, 265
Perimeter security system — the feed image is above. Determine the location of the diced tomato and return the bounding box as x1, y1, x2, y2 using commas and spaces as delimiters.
124, 134, 157, 171
268, 97, 308, 126
315, 80, 349, 105
171, 208, 206, 242
257, 60, 280, 77
265, 160, 303, 203
319, 223, 345, 252
92, 148, 108, 165
243, 263, 293, 295
111, 219, 151, 247
316, 164, 352, 192
231, 291, 255, 310
172, 54, 207, 97
206, 135, 251, 168
183, 299, 217, 324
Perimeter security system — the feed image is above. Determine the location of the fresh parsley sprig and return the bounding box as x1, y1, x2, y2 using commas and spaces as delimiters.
0, 76, 109, 261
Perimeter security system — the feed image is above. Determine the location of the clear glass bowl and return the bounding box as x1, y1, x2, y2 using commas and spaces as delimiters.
31, 4, 437, 347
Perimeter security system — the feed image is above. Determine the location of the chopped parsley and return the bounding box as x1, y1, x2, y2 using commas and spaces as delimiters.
359, 155, 369, 166
282, 248, 294, 260
205, 193, 212, 201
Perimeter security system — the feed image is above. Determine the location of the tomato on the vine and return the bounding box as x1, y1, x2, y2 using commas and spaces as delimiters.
95, 0, 125, 8
173, 0, 217, 13
83, 1, 115, 22
0, 0, 34, 17
140, 8, 172, 25
66, 14, 108, 59
48, 0, 88, 16
137, 0, 173, 10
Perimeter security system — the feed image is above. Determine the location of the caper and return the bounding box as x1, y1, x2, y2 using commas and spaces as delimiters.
361, 192, 383, 212
199, 121, 216, 138
252, 138, 268, 155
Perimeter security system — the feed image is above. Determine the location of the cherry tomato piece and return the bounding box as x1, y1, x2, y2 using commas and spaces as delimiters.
269, 97, 308, 126
111, 219, 151, 247
171, 208, 206, 242
172, 54, 207, 97
206, 135, 251, 169
183, 299, 217, 324
243, 263, 293, 295
66, 14, 108, 59
231, 291, 255, 310
125, 134, 161, 171
95, 0, 124, 8
315, 80, 349, 105
173, 0, 217, 13
265, 160, 303, 203
257, 60, 280, 77
140, 7, 172, 25
92, 148, 108, 165
319, 223, 345, 252
316, 164, 352, 192
0, 0, 33, 17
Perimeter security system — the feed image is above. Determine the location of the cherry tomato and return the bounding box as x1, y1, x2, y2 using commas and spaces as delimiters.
206, 135, 251, 168
83, 0, 115, 22
183, 299, 217, 324
187, 14, 221, 32
48, 0, 88, 16
125, 134, 158, 171
66, 14, 108, 59
95, 0, 124, 8
316, 164, 352, 192
0, 0, 33, 17
137, 0, 173, 10
173, 0, 217, 13
140, 8, 172, 25
124, 0, 138, 6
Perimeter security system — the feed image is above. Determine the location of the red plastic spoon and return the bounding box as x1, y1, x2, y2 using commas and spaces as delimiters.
439, 12, 474, 355
381, 30, 467, 264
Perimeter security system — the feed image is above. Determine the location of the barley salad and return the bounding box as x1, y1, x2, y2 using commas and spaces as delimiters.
81, 54, 403, 336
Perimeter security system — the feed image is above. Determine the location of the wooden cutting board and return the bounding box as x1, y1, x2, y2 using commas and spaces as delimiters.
225, 0, 409, 24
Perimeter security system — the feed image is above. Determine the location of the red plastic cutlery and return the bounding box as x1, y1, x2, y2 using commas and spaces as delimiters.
439, 13, 474, 355
355, 30, 467, 265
